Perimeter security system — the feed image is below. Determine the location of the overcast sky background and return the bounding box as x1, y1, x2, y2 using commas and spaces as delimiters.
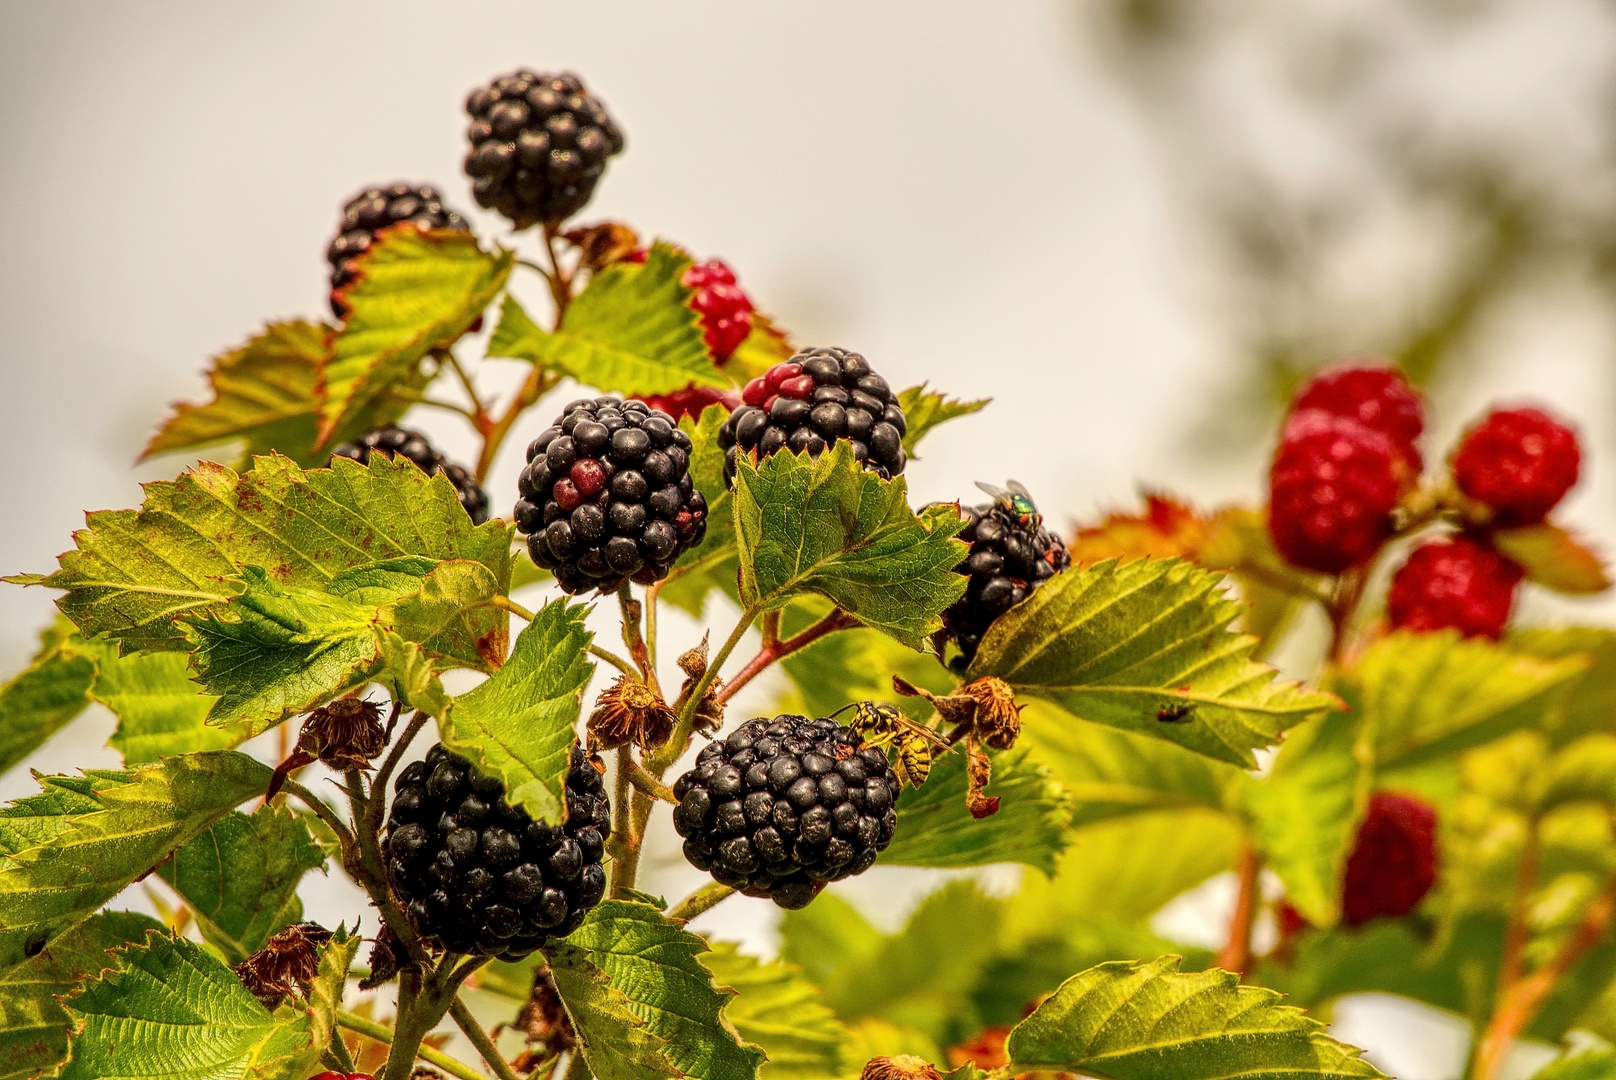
3, 3, 1615, 1076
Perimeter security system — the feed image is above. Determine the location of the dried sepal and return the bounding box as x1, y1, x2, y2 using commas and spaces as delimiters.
512, 963, 577, 1072
234, 921, 332, 1008
861, 1056, 944, 1080
960, 676, 1021, 750
562, 220, 641, 273
587, 675, 676, 751
267, 697, 389, 798
675, 634, 725, 734
358, 922, 406, 990
965, 738, 999, 819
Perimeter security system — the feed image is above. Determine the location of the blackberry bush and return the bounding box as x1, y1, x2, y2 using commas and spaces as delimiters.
327, 185, 469, 319
384, 743, 610, 959
330, 426, 490, 524
671, 715, 900, 910
718, 347, 907, 482
935, 482, 1070, 665
463, 70, 624, 229
513, 397, 707, 594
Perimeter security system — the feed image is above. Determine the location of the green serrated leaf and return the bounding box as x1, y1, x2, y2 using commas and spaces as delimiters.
546, 941, 684, 1080
879, 746, 1074, 874
386, 558, 506, 668
441, 598, 593, 824
0, 910, 161, 1080
969, 558, 1338, 767
1003, 955, 1385, 1079
1354, 630, 1590, 768
551, 900, 765, 1080
0, 620, 97, 776
487, 242, 727, 396
734, 442, 968, 648
1532, 1051, 1616, 1080
894, 385, 989, 458
1018, 699, 1239, 827
700, 942, 850, 1080
1542, 734, 1616, 810
318, 228, 511, 442
142, 320, 425, 468
1513, 627, 1616, 744
376, 630, 450, 718
0, 751, 268, 970
30, 453, 511, 655
662, 404, 741, 618
158, 805, 325, 965
778, 615, 954, 724
58, 931, 325, 1080
1239, 708, 1371, 927
67, 637, 242, 765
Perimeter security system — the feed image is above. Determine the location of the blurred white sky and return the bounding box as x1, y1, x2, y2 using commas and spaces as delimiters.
3, 4, 1615, 1075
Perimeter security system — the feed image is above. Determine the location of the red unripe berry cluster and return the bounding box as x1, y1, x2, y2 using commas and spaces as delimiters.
629, 254, 755, 420
1292, 364, 1426, 471
1387, 535, 1523, 640
1341, 791, 1438, 927
1453, 406, 1581, 525
742, 360, 817, 413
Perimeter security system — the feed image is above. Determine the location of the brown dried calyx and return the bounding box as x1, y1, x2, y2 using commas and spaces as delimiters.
563, 221, 640, 274
861, 1056, 944, 1080
267, 697, 390, 798
892, 675, 1024, 819
588, 676, 676, 751
234, 921, 332, 1008
358, 921, 408, 990
675, 636, 725, 734
511, 963, 577, 1072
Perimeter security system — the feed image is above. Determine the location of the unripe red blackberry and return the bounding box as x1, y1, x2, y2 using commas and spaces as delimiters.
935, 482, 1069, 665
684, 259, 755, 362
330, 427, 489, 525
327, 185, 470, 319
1453, 406, 1581, 525
514, 397, 707, 595
1292, 363, 1425, 471
1341, 791, 1437, 926
1267, 410, 1409, 575
463, 70, 624, 229
1386, 535, 1522, 640
718, 348, 907, 483
384, 744, 611, 959
671, 715, 902, 909
638, 386, 742, 424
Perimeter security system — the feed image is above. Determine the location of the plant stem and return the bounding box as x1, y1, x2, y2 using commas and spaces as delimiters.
450, 997, 523, 1080
327, 1022, 359, 1074
644, 578, 664, 677
717, 608, 857, 706
1497, 821, 1541, 994
475, 366, 560, 483
442, 350, 492, 433
615, 790, 652, 897
337, 1009, 489, 1080
494, 594, 537, 622
668, 881, 736, 921
617, 582, 657, 693
625, 758, 679, 803
367, 710, 431, 838
1216, 842, 1261, 977
384, 389, 484, 424
588, 644, 637, 677
1325, 565, 1367, 663
541, 223, 574, 326
1472, 878, 1616, 1080
279, 777, 356, 854
652, 607, 758, 773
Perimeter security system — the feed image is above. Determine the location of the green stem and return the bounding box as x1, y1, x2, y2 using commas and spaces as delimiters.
652, 606, 757, 773
327, 1020, 358, 1074
278, 777, 355, 854
618, 582, 656, 693
337, 1009, 488, 1080
644, 578, 664, 682
668, 881, 735, 921
625, 758, 679, 803
367, 710, 431, 839
442, 349, 491, 431
494, 594, 537, 622
450, 997, 523, 1080
383, 388, 482, 424
588, 644, 637, 676
610, 747, 636, 898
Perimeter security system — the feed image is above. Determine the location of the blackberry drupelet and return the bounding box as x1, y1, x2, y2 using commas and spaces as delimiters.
463, 70, 625, 228
513, 397, 707, 595
935, 482, 1071, 665
1292, 362, 1425, 472
384, 744, 611, 960
1386, 535, 1523, 640
1267, 409, 1409, 574
671, 714, 901, 910
330, 427, 490, 525
717, 347, 907, 483
327, 185, 470, 319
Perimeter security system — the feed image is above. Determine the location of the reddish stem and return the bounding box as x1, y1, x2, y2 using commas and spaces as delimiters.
717, 609, 858, 705
1216, 843, 1261, 977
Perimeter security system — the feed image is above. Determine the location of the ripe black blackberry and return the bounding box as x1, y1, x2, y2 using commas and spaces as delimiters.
718, 349, 907, 484
514, 397, 707, 595
384, 743, 611, 960
935, 482, 1070, 665
671, 715, 901, 910
327, 185, 470, 318
463, 70, 625, 229
330, 427, 490, 525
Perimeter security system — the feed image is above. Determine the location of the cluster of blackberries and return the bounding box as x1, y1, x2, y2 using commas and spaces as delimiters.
718, 348, 908, 482
464, 70, 625, 228
384, 744, 610, 960
935, 484, 1070, 664
330, 427, 489, 525
671, 715, 901, 910
514, 398, 707, 594
1266, 363, 1584, 640
326, 185, 469, 319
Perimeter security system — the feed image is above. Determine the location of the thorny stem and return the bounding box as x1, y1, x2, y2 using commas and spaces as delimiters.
760, 609, 781, 648
717, 608, 858, 706
618, 582, 658, 693
1216, 842, 1261, 978
668, 881, 736, 921
625, 758, 679, 803
326, 1022, 359, 1074
652, 607, 758, 774
279, 777, 355, 854
1472, 876, 1616, 1080
338, 769, 430, 974
644, 578, 664, 678
367, 710, 431, 839
450, 997, 523, 1080
617, 790, 653, 897
336, 1009, 488, 1080
588, 644, 637, 677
